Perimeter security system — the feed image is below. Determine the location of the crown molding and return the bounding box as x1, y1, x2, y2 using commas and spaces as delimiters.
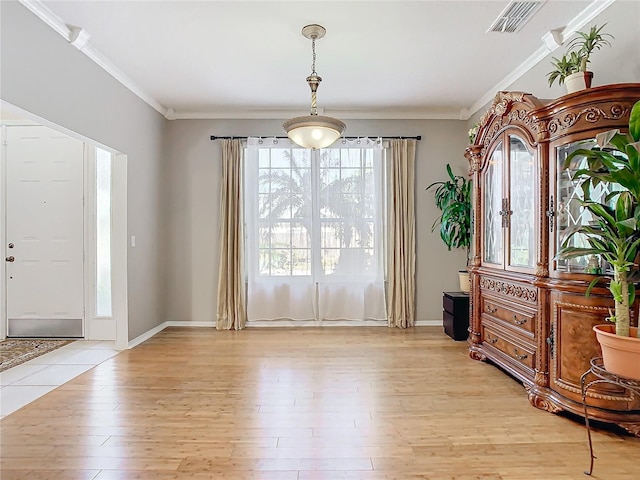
18, 0, 617, 124
171, 108, 463, 121
19, 0, 167, 117
562, 0, 616, 39
465, 0, 616, 120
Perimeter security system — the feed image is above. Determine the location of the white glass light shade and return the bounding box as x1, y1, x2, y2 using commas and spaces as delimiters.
283, 115, 346, 149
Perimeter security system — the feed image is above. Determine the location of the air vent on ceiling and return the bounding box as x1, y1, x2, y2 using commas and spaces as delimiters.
488, 1, 545, 33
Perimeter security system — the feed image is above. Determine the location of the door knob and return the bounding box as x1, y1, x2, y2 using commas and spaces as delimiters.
5, 256, 15, 262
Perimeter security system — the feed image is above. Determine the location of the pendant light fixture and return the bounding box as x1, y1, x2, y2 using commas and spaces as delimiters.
283, 24, 346, 150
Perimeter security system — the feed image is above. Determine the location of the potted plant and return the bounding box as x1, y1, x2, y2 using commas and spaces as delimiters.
426, 164, 472, 292
547, 24, 614, 94
557, 100, 640, 380
546, 51, 581, 89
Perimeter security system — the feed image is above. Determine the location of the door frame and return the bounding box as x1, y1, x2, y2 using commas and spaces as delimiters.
0, 101, 128, 349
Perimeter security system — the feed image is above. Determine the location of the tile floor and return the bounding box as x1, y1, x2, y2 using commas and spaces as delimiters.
0, 340, 119, 418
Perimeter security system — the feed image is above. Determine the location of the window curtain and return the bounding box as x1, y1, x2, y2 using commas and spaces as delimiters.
244, 137, 386, 323
216, 139, 247, 330
387, 138, 416, 328
317, 138, 386, 322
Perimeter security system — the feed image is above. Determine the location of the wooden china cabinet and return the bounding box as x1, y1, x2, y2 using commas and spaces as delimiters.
465, 84, 640, 434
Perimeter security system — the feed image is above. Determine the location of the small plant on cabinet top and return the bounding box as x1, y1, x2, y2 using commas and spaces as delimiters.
546, 24, 613, 88
547, 51, 581, 87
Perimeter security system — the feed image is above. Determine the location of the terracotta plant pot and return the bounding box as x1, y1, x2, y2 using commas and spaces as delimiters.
593, 324, 640, 380
565, 71, 594, 94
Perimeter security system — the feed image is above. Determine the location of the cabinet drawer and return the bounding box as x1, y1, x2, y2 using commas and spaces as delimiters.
481, 296, 535, 335
482, 325, 535, 369
443, 292, 468, 315
443, 295, 454, 314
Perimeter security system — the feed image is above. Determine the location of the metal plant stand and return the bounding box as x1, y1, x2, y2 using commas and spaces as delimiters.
580, 357, 640, 476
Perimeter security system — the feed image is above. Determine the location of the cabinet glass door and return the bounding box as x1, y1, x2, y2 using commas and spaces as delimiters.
508, 135, 535, 268
483, 141, 503, 265
555, 139, 620, 273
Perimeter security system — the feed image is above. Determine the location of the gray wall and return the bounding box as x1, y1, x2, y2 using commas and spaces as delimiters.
1, 2, 167, 340
164, 118, 468, 323
11, 0, 634, 332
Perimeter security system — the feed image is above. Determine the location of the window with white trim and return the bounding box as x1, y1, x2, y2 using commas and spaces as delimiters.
245, 137, 386, 322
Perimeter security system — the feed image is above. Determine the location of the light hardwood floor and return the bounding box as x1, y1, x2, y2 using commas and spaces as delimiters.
1, 326, 638, 479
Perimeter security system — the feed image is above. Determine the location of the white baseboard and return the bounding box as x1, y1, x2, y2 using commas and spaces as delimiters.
127, 321, 217, 348
246, 319, 388, 327
128, 322, 168, 349
415, 319, 442, 327
126, 318, 444, 348
166, 321, 216, 328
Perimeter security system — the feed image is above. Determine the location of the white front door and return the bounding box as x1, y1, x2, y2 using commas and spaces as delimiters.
5, 125, 85, 337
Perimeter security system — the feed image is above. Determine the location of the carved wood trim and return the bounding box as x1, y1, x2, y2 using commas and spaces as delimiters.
553, 301, 610, 314
479, 277, 537, 303
534, 370, 548, 387
534, 263, 549, 278
618, 423, 640, 437
552, 378, 636, 401
464, 145, 483, 174
469, 349, 486, 361
525, 386, 563, 413
535, 289, 550, 383
537, 137, 550, 278
478, 91, 527, 131
544, 104, 631, 136
474, 91, 543, 160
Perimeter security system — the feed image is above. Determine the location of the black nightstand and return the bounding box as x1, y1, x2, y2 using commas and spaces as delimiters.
442, 291, 469, 341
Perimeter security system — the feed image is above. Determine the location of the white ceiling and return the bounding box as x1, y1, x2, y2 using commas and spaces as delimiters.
25, 0, 639, 120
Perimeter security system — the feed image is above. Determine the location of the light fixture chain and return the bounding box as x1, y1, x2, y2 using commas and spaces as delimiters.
311, 37, 317, 74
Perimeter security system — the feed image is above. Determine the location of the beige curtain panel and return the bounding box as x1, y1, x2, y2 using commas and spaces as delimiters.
387, 138, 416, 328
216, 139, 247, 330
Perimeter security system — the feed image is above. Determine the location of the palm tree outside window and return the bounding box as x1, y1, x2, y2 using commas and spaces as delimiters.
245, 137, 386, 323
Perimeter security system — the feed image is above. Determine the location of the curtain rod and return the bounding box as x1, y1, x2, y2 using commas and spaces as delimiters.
210, 135, 421, 141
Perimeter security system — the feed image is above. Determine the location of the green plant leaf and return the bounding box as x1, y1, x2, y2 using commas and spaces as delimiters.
608, 132, 631, 152
630, 100, 640, 142
547, 52, 581, 86
567, 24, 613, 72
586, 276, 603, 297
557, 247, 603, 259
426, 163, 471, 251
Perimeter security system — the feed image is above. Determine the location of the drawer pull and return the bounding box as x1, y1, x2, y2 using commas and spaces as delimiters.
513, 349, 528, 361
513, 316, 527, 326
486, 336, 498, 344
485, 305, 498, 314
